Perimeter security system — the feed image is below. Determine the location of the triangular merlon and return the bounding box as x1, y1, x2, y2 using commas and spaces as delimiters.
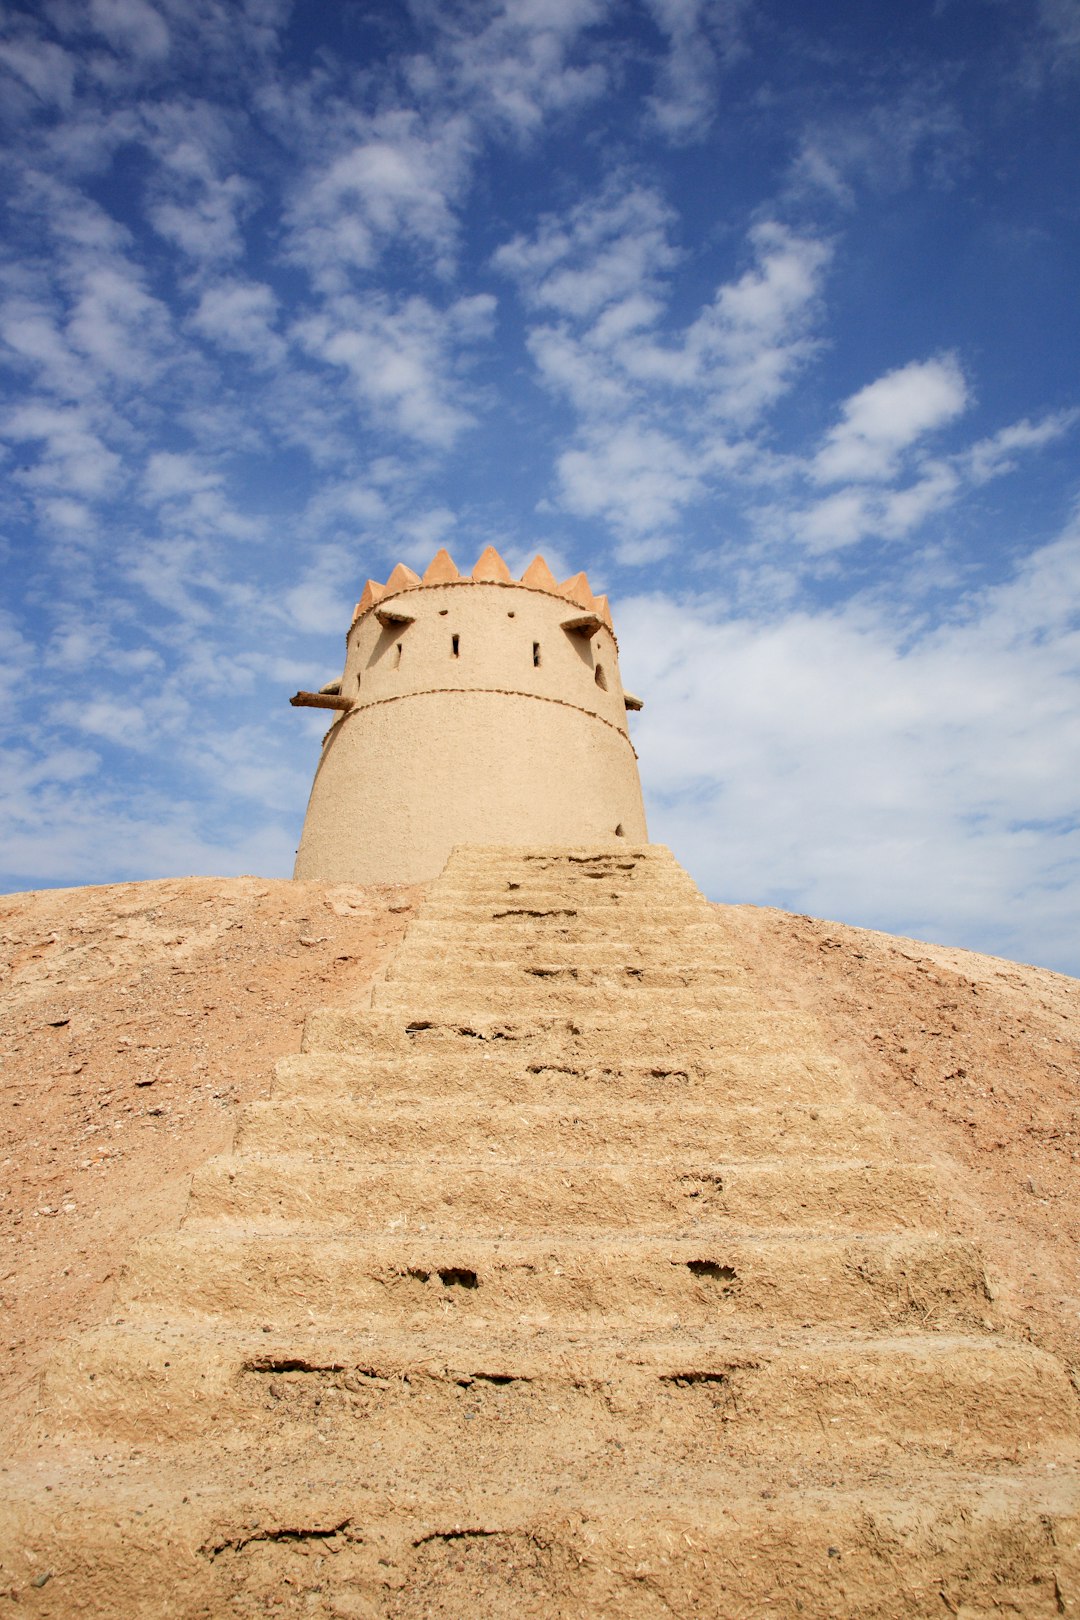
521, 555, 560, 592
472, 545, 513, 582
384, 562, 422, 593
423, 548, 459, 584
559, 571, 596, 611
355, 579, 387, 617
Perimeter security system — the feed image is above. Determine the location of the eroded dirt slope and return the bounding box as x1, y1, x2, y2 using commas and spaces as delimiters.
2, 875, 1078, 1407
0, 877, 421, 1401
727, 905, 1080, 1379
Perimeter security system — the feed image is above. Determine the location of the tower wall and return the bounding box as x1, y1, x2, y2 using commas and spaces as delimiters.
293, 566, 648, 885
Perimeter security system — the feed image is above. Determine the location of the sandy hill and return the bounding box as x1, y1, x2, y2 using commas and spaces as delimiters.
1, 851, 1079, 1615
3, 868, 1078, 1401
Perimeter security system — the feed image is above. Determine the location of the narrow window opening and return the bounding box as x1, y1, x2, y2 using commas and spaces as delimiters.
614, 823, 625, 838
451, 634, 460, 657
594, 662, 607, 690
532, 642, 541, 668
394, 641, 403, 668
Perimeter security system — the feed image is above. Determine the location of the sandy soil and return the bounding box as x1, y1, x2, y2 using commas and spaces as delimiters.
729, 905, 1080, 1381
0, 877, 421, 1403
2, 875, 1078, 1404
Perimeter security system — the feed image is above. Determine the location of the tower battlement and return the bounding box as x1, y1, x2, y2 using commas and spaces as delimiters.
291, 546, 648, 884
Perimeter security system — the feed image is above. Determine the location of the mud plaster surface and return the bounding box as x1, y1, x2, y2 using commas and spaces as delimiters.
2, 877, 1078, 1403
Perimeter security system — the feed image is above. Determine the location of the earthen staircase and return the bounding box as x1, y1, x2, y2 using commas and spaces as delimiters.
3, 846, 1079, 1617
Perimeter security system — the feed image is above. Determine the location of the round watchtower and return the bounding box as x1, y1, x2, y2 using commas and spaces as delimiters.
291, 546, 648, 884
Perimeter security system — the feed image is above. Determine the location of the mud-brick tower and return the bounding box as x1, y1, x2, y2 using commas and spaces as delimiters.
291, 546, 648, 884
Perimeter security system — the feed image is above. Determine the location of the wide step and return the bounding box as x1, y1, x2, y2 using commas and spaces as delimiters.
235, 1097, 895, 1160
42, 1322, 1077, 1460
270, 1048, 858, 1106
115, 1230, 991, 1332
4, 1466, 1080, 1620
186, 1153, 944, 1234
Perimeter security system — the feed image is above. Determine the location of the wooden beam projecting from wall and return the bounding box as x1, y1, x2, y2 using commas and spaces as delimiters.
290, 691, 354, 711
561, 613, 603, 637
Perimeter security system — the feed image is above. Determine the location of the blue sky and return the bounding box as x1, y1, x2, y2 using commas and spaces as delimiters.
1, 0, 1078, 972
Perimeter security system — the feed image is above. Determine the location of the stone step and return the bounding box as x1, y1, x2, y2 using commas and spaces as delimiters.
115, 1229, 991, 1334
184, 1154, 943, 1236
414, 900, 713, 927
422, 877, 709, 907
439, 844, 672, 869
368, 979, 763, 1017
5, 1455, 1078, 1620
399, 921, 727, 953
235, 1097, 895, 1161
269, 1048, 858, 1107
40, 1322, 1077, 1461
422, 889, 711, 917
298, 1006, 834, 1065
388, 938, 743, 968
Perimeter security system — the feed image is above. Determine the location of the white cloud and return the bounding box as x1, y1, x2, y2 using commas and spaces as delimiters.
396, 506, 457, 568
500, 206, 829, 426
88, 0, 171, 61
643, 0, 748, 143
618, 511, 1080, 971
65, 263, 174, 384
3, 400, 122, 498
1032, 0, 1080, 77
763, 389, 1075, 558
427, 0, 610, 137
964, 410, 1078, 484
557, 420, 703, 547
294, 292, 496, 449
284, 111, 473, 290
281, 567, 354, 636
0, 294, 89, 401
52, 693, 152, 746
493, 185, 679, 316
812, 355, 969, 484
0, 36, 76, 107
189, 279, 285, 366
139, 99, 254, 263
788, 89, 969, 207
780, 462, 961, 555
680, 222, 830, 422
148, 173, 250, 262
142, 450, 223, 502
41, 494, 96, 532
498, 200, 830, 552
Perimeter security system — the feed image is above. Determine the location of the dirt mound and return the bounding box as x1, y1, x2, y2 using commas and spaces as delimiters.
731, 907, 1080, 1381
4, 875, 1077, 1401
2, 859, 1080, 1617
3, 847, 1079, 1618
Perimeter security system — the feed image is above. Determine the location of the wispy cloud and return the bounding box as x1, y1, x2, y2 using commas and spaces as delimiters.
643, 0, 749, 143
811, 356, 969, 484
499, 191, 830, 555
421, 0, 612, 137
621, 510, 1080, 967
294, 291, 496, 448
283, 110, 474, 291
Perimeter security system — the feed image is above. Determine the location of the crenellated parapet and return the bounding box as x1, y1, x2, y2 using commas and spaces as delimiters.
353, 547, 613, 632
